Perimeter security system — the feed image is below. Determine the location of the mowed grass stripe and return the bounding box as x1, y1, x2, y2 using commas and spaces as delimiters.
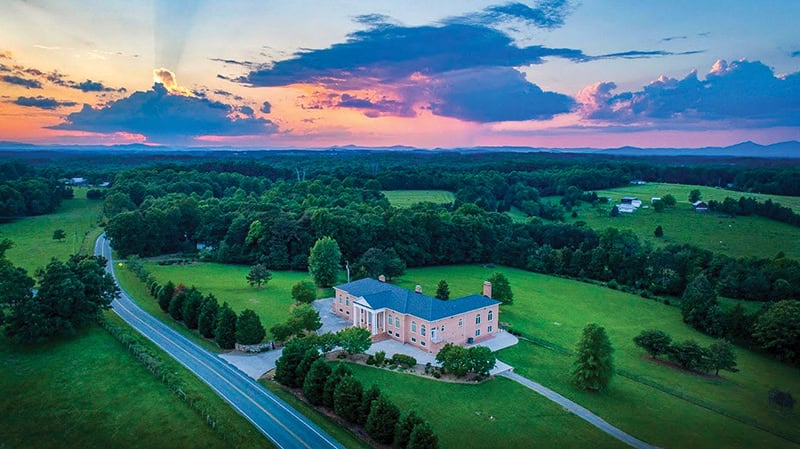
382, 190, 455, 207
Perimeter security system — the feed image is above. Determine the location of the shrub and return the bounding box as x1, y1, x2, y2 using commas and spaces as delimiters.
768, 388, 795, 409
374, 350, 386, 366
392, 353, 417, 367
366, 355, 376, 365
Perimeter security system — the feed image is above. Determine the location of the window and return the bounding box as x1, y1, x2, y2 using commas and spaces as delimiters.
441, 325, 446, 332
339, 308, 343, 313
421, 325, 426, 337
475, 314, 481, 325
395, 317, 400, 328
395, 332, 400, 337
346, 299, 350, 306
411, 321, 417, 333
421, 341, 426, 346
458, 318, 463, 328
346, 311, 350, 315
411, 337, 417, 343
338, 295, 342, 304
388, 313, 392, 326
488, 325, 493, 333
475, 329, 481, 337
488, 310, 494, 322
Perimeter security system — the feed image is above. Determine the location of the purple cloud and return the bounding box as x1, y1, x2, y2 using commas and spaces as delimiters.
51, 83, 278, 143
14, 96, 77, 109
260, 100, 272, 114
2, 75, 42, 89
580, 59, 800, 126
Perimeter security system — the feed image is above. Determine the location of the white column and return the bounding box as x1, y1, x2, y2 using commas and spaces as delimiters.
353, 304, 358, 326
371, 311, 377, 335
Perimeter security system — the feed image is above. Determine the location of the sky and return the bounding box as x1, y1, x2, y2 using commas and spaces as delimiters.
1, 0, 799, 148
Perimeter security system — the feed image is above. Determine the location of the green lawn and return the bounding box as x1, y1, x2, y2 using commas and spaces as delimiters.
596, 182, 800, 211
396, 265, 800, 449
382, 190, 455, 207
344, 363, 625, 449
0, 323, 235, 449
567, 200, 800, 259
133, 262, 316, 340
0, 188, 104, 274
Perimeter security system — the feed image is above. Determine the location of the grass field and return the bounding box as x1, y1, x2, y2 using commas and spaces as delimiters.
532, 183, 800, 259
382, 190, 455, 207
396, 265, 800, 449
132, 262, 316, 340
596, 183, 800, 211
0, 323, 236, 449
344, 363, 625, 449
0, 191, 272, 449
568, 202, 800, 259
0, 187, 104, 274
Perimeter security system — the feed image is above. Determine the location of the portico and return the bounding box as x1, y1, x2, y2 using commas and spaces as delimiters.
353, 299, 386, 336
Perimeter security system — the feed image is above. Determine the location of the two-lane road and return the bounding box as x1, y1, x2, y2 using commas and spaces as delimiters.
95, 235, 344, 449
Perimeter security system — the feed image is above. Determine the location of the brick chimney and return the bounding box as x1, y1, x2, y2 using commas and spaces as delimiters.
415, 284, 422, 294
482, 281, 492, 298
378, 274, 386, 282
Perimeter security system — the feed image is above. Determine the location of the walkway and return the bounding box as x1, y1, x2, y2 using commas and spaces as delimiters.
499, 371, 656, 449
96, 235, 344, 449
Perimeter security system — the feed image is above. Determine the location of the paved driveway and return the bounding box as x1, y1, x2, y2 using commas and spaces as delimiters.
219, 349, 283, 380
312, 298, 351, 334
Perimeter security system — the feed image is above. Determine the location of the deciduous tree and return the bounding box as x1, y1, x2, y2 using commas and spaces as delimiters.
52, 229, 66, 241
706, 340, 738, 376
337, 326, 372, 355
633, 330, 672, 359
308, 236, 341, 287
291, 280, 316, 304
753, 300, 800, 361
246, 263, 271, 288
487, 272, 513, 305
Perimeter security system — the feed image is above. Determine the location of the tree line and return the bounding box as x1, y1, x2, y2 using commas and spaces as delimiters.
0, 177, 72, 218
708, 196, 800, 227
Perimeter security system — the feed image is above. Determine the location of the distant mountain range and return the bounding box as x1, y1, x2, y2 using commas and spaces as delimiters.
0, 140, 798, 158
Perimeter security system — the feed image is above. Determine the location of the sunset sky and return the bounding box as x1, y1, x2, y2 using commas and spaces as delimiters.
1, 0, 798, 148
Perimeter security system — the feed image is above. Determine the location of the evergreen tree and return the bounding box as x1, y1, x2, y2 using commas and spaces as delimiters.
333, 375, 363, 423
570, 323, 614, 391
365, 394, 401, 444
435, 280, 450, 300
323, 363, 352, 409
359, 384, 381, 426
214, 302, 237, 349
168, 289, 185, 321
181, 287, 203, 330
487, 272, 513, 305
308, 236, 342, 287
198, 294, 219, 338
274, 338, 312, 387
294, 347, 320, 388
157, 281, 175, 313
394, 410, 425, 449
654, 225, 664, 237
407, 421, 439, 449
302, 358, 332, 405
235, 308, 266, 345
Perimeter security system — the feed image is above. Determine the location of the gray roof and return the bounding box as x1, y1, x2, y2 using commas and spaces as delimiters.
335, 278, 499, 322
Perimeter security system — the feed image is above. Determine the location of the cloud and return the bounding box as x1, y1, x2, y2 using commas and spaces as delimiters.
429, 67, 574, 122
75, 80, 112, 92
791, 50, 800, 58
152, 68, 192, 96
210, 57, 258, 69
260, 100, 272, 114
466, 0, 573, 30
239, 105, 254, 116
239, 22, 588, 88
14, 96, 77, 110
50, 83, 278, 143
660, 35, 688, 42
2, 75, 43, 89
579, 59, 800, 127
595, 50, 705, 60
